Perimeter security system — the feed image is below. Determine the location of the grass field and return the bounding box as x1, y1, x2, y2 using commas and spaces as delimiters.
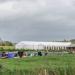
0, 46, 15, 49
0, 54, 75, 75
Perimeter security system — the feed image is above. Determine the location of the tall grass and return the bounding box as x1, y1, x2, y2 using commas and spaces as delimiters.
0, 54, 75, 75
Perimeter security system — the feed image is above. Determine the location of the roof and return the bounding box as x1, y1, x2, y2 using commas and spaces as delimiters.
16, 41, 71, 47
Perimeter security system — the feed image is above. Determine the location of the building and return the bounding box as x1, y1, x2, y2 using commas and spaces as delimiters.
15, 41, 71, 50
67, 44, 75, 52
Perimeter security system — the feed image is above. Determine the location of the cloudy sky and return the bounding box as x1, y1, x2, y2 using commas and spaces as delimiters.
0, 0, 75, 42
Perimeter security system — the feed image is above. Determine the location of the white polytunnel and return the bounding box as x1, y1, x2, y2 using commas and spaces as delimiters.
15, 41, 71, 50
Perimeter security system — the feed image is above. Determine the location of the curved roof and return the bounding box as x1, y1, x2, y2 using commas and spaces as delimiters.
16, 41, 71, 47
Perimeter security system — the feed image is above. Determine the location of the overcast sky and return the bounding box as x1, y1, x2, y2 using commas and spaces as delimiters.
0, 0, 75, 42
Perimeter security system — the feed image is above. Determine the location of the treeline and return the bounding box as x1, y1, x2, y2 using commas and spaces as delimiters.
70, 39, 75, 44
53, 39, 75, 44
0, 41, 14, 46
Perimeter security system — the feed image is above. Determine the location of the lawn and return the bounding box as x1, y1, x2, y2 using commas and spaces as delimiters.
0, 54, 75, 75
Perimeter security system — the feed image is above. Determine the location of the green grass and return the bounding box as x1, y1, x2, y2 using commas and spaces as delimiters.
0, 54, 75, 75
0, 46, 14, 49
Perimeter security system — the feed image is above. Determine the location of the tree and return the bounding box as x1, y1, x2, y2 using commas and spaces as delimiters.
70, 39, 75, 44
3, 41, 14, 46
0, 41, 14, 46
0, 42, 5, 46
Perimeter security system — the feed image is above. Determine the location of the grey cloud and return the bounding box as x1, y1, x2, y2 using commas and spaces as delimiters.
0, 0, 75, 42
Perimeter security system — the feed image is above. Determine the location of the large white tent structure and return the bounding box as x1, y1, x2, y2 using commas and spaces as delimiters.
15, 41, 71, 50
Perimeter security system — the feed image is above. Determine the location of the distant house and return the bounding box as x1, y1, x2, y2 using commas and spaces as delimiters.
15, 41, 71, 50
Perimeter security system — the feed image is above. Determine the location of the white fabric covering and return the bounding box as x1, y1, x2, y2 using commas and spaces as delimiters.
15, 41, 71, 50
